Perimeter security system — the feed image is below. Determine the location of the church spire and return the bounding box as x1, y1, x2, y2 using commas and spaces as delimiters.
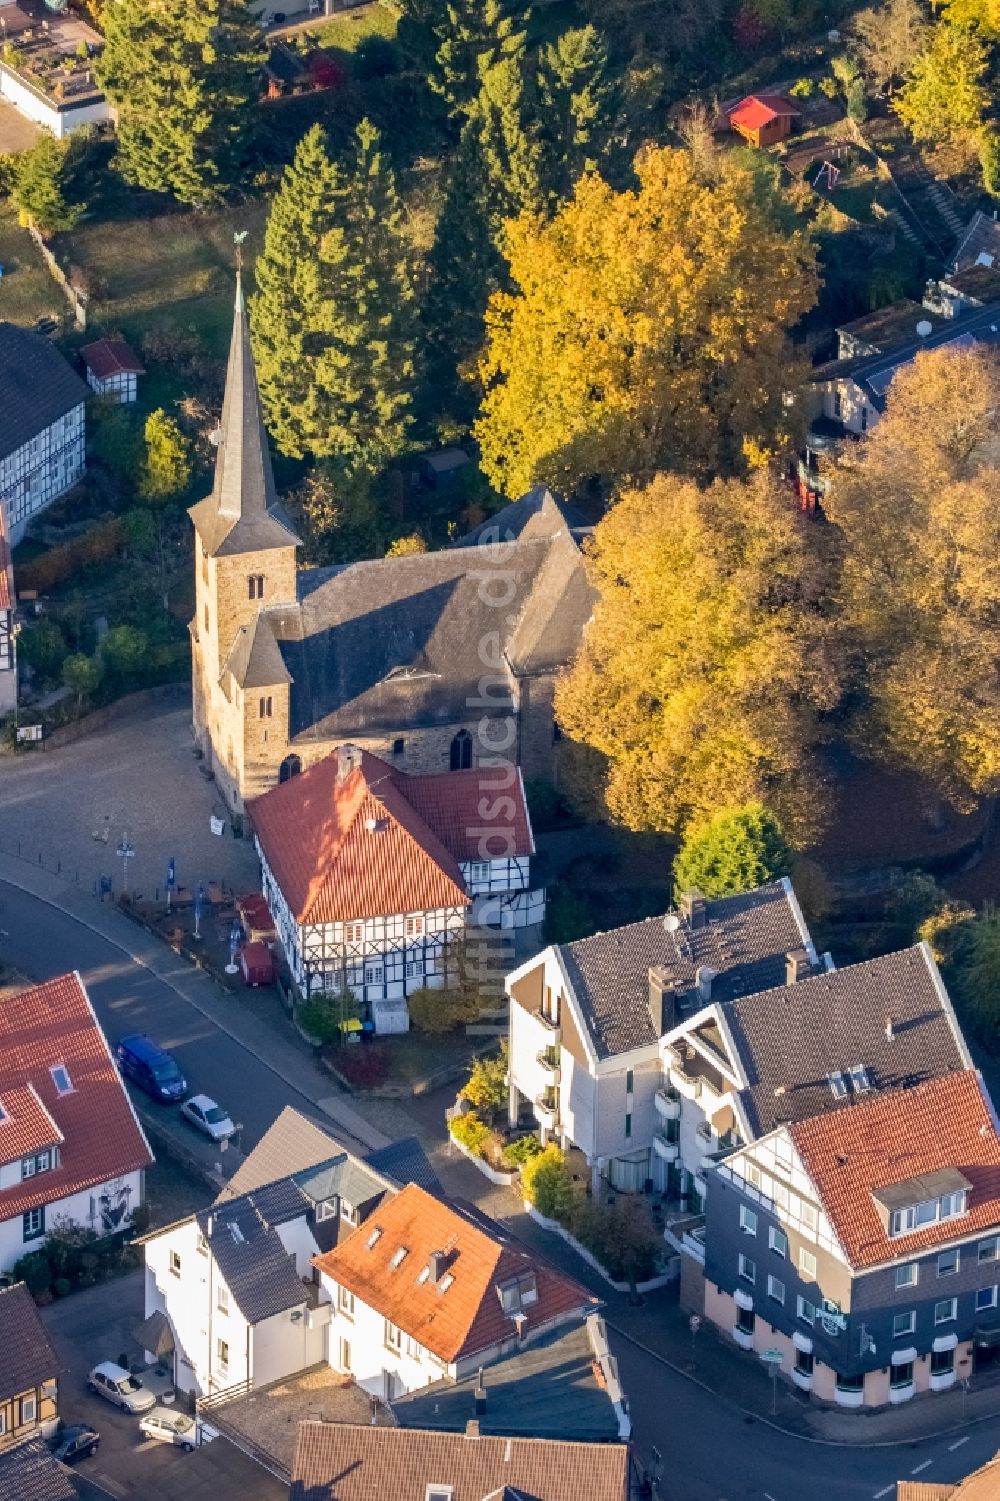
188, 263, 300, 558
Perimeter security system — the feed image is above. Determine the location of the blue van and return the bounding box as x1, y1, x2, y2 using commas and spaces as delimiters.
115, 1034, 187, 1102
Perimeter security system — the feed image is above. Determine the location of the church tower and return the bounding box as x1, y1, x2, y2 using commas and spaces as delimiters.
189, 271, 300, 812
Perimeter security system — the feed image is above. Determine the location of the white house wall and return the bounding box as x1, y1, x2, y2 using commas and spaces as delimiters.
250, 1305, 324, 1388
274, 1215, 320, 1278
321, 1273, 450, 1400
0, 65, 112, 138
144, 1220, 250, 1396
0, 404, 85, 546
0, 1169, 144, 1273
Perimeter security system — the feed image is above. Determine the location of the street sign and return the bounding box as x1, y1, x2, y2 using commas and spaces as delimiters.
16, 724, 42, 743
689, 1315, 701, 1335
761, 1348, 784, 1365
115, 842, 135, 860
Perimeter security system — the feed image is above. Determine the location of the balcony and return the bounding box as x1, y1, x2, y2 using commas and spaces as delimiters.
533, 1009, 561, 1042
536, 1048, 561, 1084
653, 1130, 679, 1163
654, 1087, 681, 1122
534, 1093, 558, 1131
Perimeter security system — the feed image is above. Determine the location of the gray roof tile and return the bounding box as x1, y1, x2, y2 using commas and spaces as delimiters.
0, 1438, 74, 1501
0, 1282, 58, 1399
0, 323, 88, 461
197, 1196, 307, 1324
217, 1106, 348, 1203
724, 943, 970, 1137
560, 881, 808, 1060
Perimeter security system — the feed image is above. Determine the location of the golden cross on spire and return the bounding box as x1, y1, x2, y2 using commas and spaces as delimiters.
234, 229, 248, 273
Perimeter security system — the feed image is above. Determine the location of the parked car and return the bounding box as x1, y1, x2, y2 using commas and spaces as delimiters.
140, 1407, 197, 1451
116, 1034, 187, 1102
87, 1362, 157, 1414
51, 1423, 100, 1463
180, 1093, 234, 1141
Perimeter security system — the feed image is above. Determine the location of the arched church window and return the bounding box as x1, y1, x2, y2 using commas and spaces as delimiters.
279, 754, 301, 783
248, 575, 265, 601
450, 729, 473, 771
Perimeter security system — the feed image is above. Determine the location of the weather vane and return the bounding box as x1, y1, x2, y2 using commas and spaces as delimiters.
234, 228, 248, 272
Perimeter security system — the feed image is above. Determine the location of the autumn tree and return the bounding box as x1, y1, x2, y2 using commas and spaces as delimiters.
894, 22, 989, 149
827, 344, 1000, 811
939, 0, 1000, 37
474, 146, 818, 499
97, 0, 264, 205
852, 0, 926, 95
672, 803, 792, 899
554, 472, 840, 843
140, 410, 193, 502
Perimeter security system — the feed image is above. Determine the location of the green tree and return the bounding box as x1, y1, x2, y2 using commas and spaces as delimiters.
537, 25, 619, 200
101, 624, 150, 679
460, 1042, 508, 1119
252, 120, 416, 464
18, 619, 67, 684
521, 1144, 576, 1220
979, 127, 1000, 195
419, 0, 529, 116
13, 134, 86, 234
953, 905, 1000, 1032
475, 55, 545, 226
140, 409, 193, 502
672, 803, 792, 900
554, 472, 840, 844
97, 0, 264, 205
894, 22, 989, 148
61, 653, 101, 705
475, 146, 818, 499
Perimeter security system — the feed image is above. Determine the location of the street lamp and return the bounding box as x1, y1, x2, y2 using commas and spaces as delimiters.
115, 832, 135, 894
225, 919, 242, 976
193, 882, 205, 942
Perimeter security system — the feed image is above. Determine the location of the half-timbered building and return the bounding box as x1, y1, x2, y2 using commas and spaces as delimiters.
0, 323, 88, 546
249, 743, 542, 1031
0, 505, 15, 715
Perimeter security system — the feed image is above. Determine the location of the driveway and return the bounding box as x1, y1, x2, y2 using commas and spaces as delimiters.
0, 692, 259, 901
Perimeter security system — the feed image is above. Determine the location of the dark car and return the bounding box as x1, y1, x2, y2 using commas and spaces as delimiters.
51, 1424, 100, 1463
116, 1034, 187, 1102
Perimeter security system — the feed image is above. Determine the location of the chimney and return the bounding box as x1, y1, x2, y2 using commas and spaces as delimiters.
696, 965, 718, 1003
336, 743, 362, 783
680, 891, 707, 929
885, 1016, 894, 1042
648, 967, 675, 1037
474, 1367, 487, 1416
785, 948, 812, 986
427, 1250, 446, 1283
206, 1214, 213, 1236
465, 1419, 481, 1440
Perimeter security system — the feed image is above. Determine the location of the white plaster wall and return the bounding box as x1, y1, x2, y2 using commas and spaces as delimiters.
0, 65, 112, 137
0, 1169, 144, 1272
559, 1050, 598, 1158
508, 998, 558, 1119
321, 1275, 442, 1399
592, 1051, 659, 1163
250, 1306, 317, 1388
274, 1214, 321, 1278
144, 1222, 250, 1396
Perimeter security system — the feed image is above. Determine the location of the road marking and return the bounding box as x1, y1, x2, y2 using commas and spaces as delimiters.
873, 1486, 894, 1498
949, 1437, 970, 1452
763, 1493, 778, 1501
911, 1461, 932, 1475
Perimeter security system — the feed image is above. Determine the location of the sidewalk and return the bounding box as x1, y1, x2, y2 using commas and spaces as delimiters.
609, 1285, 1000, 1447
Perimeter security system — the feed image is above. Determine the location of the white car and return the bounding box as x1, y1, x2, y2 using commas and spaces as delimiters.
88, 1362, 156, 1415
180, 1093, 234, 1141
140, 1407, 198, 1451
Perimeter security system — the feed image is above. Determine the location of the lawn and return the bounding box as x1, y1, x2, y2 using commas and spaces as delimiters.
310, 0, 397, 51
0, 205, 65, 328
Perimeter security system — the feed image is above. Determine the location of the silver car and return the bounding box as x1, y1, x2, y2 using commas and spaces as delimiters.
140, 1407, 198, 1451
88, 1362, 156, 1414
180, 1093, 235, 1142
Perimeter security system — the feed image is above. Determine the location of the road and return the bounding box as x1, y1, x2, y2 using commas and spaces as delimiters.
3, 875, 1000, 1501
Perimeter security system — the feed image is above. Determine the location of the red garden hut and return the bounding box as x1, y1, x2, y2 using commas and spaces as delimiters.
727, 93, 800, 149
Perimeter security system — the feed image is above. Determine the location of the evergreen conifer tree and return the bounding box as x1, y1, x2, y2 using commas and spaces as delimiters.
14, 134, 87, 234
537, 25, 620, 199
97, 0, 264, 205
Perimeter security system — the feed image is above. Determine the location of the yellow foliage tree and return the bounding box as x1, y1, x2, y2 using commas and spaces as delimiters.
826, 343, 1000, 810
473, 145, 818, 499
554, 471, 840, 844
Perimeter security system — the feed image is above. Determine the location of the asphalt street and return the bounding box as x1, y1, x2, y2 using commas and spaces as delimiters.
3, 874, 1000, 1500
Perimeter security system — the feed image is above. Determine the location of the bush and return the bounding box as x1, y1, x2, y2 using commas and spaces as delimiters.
569, 1197, 660, 1283
298, 990, 360, 1044
980, 128, 1000, 196
17, 518, 126, 594
789, 77, 814, 97
100, 624, 150, 681
543, 883, 593, 944
13, 1249, 50, 1297
17, 619, 68, 685
53, 1277, 72, 1298
952, 905, 1000, 1034
459, 1044, 508, 1119
450, 1111, 491, 1157
334, 1042, 388, 1088
672, 802, 791, 900
521, 1144, 577, 1220
501, 1134, 544, 1168
128, 1201, 153, 1239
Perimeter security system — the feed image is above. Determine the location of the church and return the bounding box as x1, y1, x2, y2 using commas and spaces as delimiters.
189, 278, 595, 813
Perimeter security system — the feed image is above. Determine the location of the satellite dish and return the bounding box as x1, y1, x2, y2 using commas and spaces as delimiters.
915, 320, 933, 337
664, 913, 681, 933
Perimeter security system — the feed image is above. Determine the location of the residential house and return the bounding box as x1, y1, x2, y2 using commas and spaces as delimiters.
250, 742, 541, 1025
0, 504, 15, 715
898, 1447, 1000, 1498
315, 1182, 599, 1403
289, 1421, 631, 1501
0, 972, 152, 1271
0, 1282, 59, 1454
142, 1106, 437, 1396
505, 881, 814, 1196
0, 2, 110, 139
79, 338, 144, 404
0, 324, 87, 546
702, 1071, 1000, 1409
189, 277, 594, 812
798, 289, 1000, 506
727, 93, 799, 147
951, 209, 1000, 275
0, 1438, 74, 1501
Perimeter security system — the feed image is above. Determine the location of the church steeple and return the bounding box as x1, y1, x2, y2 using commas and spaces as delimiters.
188, 270, 300, 558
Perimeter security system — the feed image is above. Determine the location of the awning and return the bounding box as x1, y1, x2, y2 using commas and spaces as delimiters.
793, 1330, 813, 1354
135, 1310, 174, 1358
891, 1346, 917, 1366
933, 1332, 958, 1353
734, 1287, 754, 1311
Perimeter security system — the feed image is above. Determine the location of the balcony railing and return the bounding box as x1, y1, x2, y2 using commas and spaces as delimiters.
654, 1087, 681, 1121
653, 1129, 679, 1163
536, 1048, 561, 1082
534, 1093, 558, 1129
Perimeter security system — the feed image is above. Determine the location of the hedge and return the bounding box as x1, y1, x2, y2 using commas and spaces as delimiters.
18, 518, 126, 594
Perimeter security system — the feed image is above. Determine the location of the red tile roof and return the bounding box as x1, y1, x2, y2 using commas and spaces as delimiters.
249, 749, 531, 925
291, 1422, 630, 1501
314, 1183, 598, 1363
728, 93, 800, 131
0, 973, 152, 1219
790, 1071, 1000, 1269
79, 338, 145, 381
0, 504, 13, 612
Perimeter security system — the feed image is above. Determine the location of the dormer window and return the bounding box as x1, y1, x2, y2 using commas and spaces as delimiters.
366, 1227, 383, 1249
497, 1271, 538, 1314
316, 1198, 338, 1222
848, 1065, 870, 1094
875, 1169, 972, 1238
827, 1072, 848, 1100
50, 1065, 73, 1096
